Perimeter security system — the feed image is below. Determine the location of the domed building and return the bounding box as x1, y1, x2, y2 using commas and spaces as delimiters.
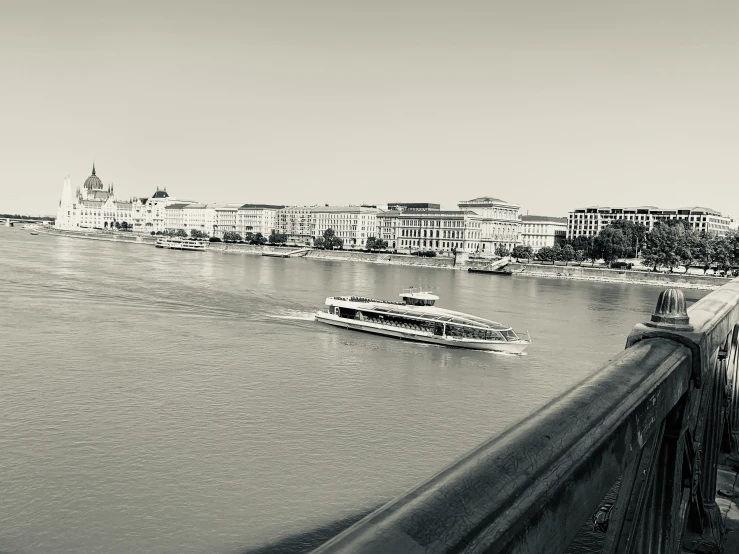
56, 164, 133, 231
57, 164, 182, 233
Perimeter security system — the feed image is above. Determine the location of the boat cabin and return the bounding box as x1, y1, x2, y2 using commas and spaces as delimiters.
399, 288, 439, 307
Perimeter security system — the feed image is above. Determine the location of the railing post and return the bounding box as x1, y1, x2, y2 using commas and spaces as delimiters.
611, 287, 726, 553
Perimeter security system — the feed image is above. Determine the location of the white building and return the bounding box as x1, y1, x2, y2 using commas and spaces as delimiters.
567, 206, 733, 238
237, 204, 284, 238
213, 205, 239, 238
457, 196, 521, 255
393, 210, 482, 254
56, 165, 134, 231
164, 203, 192, 232
310, 206, 379, 248
183, 203, 215, 235
276, 206, 316, 244
519, 215, 568, 253
376, 210, 400, 248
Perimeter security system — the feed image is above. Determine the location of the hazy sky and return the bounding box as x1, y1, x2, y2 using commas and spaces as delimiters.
1, 0, 738, 216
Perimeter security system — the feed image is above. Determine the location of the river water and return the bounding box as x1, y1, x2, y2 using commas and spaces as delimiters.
0, 228, 708, 554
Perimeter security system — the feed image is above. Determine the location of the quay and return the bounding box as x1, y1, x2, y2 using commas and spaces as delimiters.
311, 279, 739, 553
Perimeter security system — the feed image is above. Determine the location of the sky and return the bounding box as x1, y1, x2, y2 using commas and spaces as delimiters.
1, 0, 738, 217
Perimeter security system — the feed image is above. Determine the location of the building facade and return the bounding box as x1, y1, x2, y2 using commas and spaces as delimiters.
237, 204, 284, 238
567, 206, 733, 238
519, 215, 568, 253
56, 165, 134, 231
457, 196, 521, 255
213, 205, 239, 238
276, 206, 316, 244
394, 210, 482, 254
164, 203, 191, 231
376, 210, 400, 248
310, 206, 379, 247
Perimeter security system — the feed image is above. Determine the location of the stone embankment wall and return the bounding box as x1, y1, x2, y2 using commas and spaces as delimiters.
42, 228, 158, 245
306, 249, 459, 269
509, 262, 728, 290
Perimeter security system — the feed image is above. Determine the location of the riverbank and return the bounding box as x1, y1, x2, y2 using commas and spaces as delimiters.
36, 228, 728, 290
508, 262, 727, 290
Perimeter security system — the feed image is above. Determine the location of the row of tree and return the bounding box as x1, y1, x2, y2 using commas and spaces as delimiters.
105, 221, 130, 230
500, 219, 739, 274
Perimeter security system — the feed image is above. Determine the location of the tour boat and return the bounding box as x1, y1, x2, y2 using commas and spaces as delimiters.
315, 287, 531, 354
155, 237, 207, 251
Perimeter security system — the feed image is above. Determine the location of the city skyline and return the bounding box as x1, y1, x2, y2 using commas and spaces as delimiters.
2, 1, 739, 216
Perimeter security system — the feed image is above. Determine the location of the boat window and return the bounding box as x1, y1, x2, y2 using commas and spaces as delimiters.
501, 330, 518, 341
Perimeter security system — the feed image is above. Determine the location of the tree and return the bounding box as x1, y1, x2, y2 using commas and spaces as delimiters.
268, 231, 287, 244
250, 232, 266, 245
314, 236, 326, 249
695, 233, 716, 274
114, 221, 121, 230
120, 221, 128, 230
495, 245, 510, 258
551, 245, 564, 264
175, 229, 188, 238
190, 229, 208, 240
523, 245, 534, 262
511, 245, 527, 262
536, 246, 555, 264
366, 237, 388, 250
561, 244, 575, 266
574, 249, 585, 265
593, 227, 627, 264
640, 223, 681, 272
323, 228, 343, 250
606, 220, 647, 258
676, 228, 700, 273
222, 231, 243, 242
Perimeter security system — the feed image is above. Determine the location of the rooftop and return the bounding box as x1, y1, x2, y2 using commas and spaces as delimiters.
459, 196, 517, 206
521, 215, 568, 223
239, 204, 286, 210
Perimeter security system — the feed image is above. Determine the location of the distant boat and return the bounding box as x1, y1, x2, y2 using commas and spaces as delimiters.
315, 287, 531, 353
30, 231, 38, 236
468, 268, 513, 276
155, 237, 207, 251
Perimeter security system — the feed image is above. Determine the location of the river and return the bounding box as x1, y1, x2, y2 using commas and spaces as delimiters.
0, 228, 709, 554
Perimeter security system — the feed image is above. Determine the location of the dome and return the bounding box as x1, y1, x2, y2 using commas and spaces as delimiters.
83, 164, 104, 191
151, 189, 169, 199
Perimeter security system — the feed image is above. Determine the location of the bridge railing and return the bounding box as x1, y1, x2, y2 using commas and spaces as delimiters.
312, 279, 739, 554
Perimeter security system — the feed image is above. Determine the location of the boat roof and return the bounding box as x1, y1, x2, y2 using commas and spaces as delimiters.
399, 287, 440, 300
356, 303, 510, 330
399, 291, 439, 300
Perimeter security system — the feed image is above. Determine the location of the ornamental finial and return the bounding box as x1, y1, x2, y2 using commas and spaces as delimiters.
647, 287, 692, 330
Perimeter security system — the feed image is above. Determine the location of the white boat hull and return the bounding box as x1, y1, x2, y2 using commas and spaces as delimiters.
315, 312, 529, 354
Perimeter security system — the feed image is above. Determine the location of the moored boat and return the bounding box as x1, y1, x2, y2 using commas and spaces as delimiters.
315, 287, 531, 353
155, 237, 207, 251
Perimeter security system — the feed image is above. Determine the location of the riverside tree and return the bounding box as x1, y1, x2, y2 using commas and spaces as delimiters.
366, 237, 388, 250
323, 228, 343, 250
561, 244, 575, 266
222, 231, 243, 242
536, 246, 555, 264
495, 245, 510, 257
511, 245, 527, 262
593, 227, 627, 264
250, 232, 267, 245
268, 231, 287, 244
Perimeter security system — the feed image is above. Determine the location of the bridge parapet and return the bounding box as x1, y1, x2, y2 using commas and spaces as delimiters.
312, 279, 739, 554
